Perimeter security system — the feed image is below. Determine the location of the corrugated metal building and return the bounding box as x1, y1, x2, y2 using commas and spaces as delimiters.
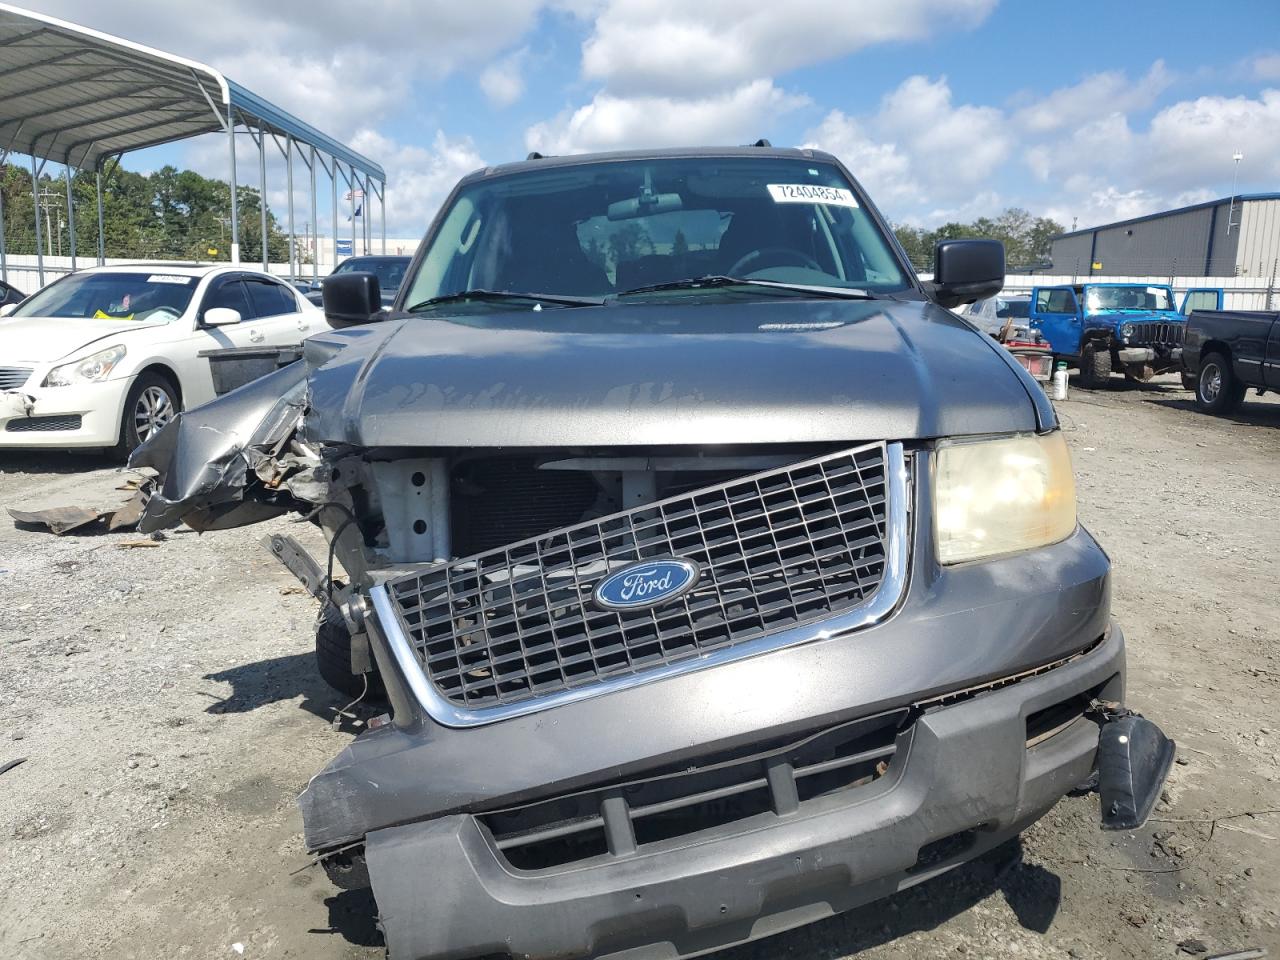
1050, 193, 1280, 278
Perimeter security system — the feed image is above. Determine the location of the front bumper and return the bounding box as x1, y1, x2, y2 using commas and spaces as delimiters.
0, 378, 129, 447
1116, 346, 1182, 366
366, 624, 1124, 960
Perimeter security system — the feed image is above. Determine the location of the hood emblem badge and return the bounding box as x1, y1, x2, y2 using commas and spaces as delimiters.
592, 558, 701, 611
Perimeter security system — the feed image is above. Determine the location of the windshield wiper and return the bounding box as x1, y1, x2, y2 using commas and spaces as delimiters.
614, 275, 877, 300
407, 289, 604, 312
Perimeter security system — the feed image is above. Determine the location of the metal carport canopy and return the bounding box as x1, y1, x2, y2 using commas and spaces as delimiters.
0, 1, 385, 282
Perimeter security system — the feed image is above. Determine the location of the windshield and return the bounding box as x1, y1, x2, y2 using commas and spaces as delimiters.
404, 156, 910, 306
11, 271, 197, 322
996, 298, 1029, 318
1085, 285, 1173, 312
334, 257, 410, 291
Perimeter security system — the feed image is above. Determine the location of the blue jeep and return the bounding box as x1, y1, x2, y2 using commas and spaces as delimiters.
1028, 282, 1222, 388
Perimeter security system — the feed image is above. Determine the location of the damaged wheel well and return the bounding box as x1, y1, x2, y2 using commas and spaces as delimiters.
135, 362, 183, 408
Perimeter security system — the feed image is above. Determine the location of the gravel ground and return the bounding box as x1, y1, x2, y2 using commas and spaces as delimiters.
1, 377, 1278, 960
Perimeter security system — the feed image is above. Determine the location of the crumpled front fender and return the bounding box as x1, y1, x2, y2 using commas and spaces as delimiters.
130, 361, 309, 532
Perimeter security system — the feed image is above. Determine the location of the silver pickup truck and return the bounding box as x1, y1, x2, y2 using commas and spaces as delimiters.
132, 145, 1173, 960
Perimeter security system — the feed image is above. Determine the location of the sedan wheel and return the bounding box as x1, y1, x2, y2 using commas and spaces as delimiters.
134, 384, 176, 442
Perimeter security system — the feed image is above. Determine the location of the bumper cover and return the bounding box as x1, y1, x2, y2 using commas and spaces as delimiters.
366, 624, 1124, 960
1117, 346, 1181, 365
0, 379, 128, 447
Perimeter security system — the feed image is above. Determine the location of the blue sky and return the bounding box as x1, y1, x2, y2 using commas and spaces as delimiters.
22, 0, 1280, 237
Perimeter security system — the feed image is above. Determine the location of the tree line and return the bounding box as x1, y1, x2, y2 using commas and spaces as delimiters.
0, 163, 292, 263
892, 207, 1064, 271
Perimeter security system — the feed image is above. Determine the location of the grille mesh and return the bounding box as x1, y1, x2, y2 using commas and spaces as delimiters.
0, 366, 33, 390
1126, 321, 1184, 347
5, 414, 82, 433
388, 442, 890, 709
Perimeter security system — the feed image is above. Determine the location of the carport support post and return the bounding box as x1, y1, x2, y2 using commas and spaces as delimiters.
64, 162, 76, 272
258, 122, 268, 271
350, 167, 357, 256
227, 102, 240, 264
30, 153, 44, 286
95, 169, 105, 265
380, 180, 386, 254
285, 135, 296, 280
330, 157, 338, 269
308, 144, 318, 282
0, 151, 8, 283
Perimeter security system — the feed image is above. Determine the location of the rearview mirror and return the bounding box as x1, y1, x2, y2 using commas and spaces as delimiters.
928, 239, 1005, 309
204, 307, 241, 326
323, 272, 382, 328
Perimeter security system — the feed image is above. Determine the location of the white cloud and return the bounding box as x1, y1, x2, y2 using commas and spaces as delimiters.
480, 48, 531, 107
22, 0, 550, 137
580, 0, 996, 97
348, 129, 484, 236
1251, 53, 1280, 81
802, 75, 1009, 217
1013, 61, 1172, 134
526, 80, 807, 154
800, 111, 916, 206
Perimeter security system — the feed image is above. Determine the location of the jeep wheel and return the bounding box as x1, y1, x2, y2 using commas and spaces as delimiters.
1078, 342, 1112, 389
1195, 352, 1245, 415
316, 603, 385, 700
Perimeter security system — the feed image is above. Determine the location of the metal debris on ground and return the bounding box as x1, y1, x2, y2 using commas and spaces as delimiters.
0, 757, 28, 777
7, 478, 155, 535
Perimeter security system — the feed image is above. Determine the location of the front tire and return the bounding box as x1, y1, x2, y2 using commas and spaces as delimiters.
116, 371, 179, 457
1194, 352, 1245, 415
316, 603, 384, 700
1078, 342, 1113, 389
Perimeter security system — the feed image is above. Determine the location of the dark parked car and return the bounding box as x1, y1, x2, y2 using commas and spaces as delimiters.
1182, 309, 1280, 413
0, 278, 26, 308
306, 254, 410, 307
133, 146, 1170, 960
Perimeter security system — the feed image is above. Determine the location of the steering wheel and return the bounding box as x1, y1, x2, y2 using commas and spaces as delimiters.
727, 246, 823, 277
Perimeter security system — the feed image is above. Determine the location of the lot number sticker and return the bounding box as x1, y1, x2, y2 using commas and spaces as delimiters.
767, 184, 859, 208
147, 274, 194, 284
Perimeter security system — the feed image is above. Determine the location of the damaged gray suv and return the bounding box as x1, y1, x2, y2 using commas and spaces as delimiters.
134, 146, 1173, 960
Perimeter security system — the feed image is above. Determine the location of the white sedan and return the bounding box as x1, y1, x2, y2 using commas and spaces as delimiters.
0, 264, 321, 455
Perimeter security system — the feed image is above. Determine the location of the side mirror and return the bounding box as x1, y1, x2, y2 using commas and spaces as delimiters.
323, 272, 382, 328
929, 239, 1005, 309
204, 307, 241, 326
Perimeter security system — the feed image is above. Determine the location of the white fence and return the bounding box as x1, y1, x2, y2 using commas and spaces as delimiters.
999, 274, 1277, 311
0, 236, 422, 295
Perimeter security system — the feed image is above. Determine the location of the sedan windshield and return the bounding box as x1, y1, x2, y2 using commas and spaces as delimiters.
404, 156, 910, 307
334, 256, 410, 291
1085, 285, 1173, 312
11, 271, 197, 322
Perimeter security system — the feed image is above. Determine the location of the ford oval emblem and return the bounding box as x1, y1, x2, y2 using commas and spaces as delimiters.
593, 558, 700, 612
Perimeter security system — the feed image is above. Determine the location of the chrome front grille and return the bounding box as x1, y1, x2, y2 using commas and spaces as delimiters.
1127, 321, 1184, 347
0, 366, 33, 390
377, 442, 908, 726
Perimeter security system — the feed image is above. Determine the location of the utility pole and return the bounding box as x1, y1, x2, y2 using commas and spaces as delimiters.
37, 187, 60, 257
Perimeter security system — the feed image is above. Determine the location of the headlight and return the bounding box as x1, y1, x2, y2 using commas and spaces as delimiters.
43, 344, 127, 387
1119, 322, 1135, 340
934, 431, 1076, 564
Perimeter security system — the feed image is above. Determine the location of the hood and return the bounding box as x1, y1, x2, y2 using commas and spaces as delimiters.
302, 298, 1048, 447
1087, 309, 1183, 327
0, 315, 167, 364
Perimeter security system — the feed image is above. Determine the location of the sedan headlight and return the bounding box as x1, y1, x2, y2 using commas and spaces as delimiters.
44, 344, 127, 387
935, 432, 1076, 564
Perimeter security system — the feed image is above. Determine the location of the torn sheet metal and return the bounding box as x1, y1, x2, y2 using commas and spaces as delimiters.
8, 505, 106, 535
130, 361, 309, 533
8, 483, 153, 535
